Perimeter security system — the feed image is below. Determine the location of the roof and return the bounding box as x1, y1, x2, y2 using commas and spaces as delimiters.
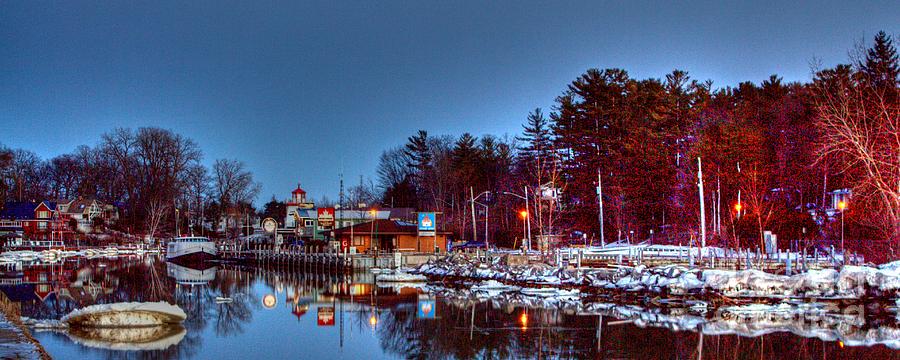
332, 219, 447, 235
0, 202, 38, 220
36, 201, 56, 211
386, 208, 416, 220
63, 199, 99, 214
292, 183, 306, 195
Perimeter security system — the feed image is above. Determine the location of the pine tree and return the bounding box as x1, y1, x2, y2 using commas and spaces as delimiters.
859, 31, 900, 91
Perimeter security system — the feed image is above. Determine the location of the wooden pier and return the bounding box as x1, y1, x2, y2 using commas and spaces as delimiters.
218, 244, 443, 271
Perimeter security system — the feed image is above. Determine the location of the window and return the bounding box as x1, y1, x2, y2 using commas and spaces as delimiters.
305, 220, 314, 227
352, 236, 364, 246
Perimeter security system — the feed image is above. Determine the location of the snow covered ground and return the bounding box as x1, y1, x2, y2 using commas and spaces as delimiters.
413, 255, 900, 301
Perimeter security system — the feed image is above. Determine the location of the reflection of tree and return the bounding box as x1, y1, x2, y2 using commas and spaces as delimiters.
208, 269, 255, 336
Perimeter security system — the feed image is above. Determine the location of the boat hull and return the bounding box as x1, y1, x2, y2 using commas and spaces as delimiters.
166, 251, 217, 265
165, 240, 217, 265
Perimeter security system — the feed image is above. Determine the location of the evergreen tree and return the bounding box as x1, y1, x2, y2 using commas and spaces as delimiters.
859, 31, 900, 92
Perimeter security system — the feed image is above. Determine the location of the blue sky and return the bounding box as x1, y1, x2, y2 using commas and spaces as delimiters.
1, 1, 897, 204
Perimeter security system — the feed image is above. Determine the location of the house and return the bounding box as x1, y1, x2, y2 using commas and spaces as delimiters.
284, 208, 392, 243
58, 198, 117, 233
0, 201, 34, 246
30, 201, 68, 240
284, 183, 315, 228
330, 219, 449, 254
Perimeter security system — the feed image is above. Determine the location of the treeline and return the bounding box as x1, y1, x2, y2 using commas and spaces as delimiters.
0, 127, 260, 239
376, 32, 900, 257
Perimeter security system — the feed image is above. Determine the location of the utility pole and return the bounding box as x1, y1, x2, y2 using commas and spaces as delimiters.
597, 168, 605, 247
716, 174, 721, 234
339, 172, 345, 253
698, 157, 706, 248
470, 187, 477, 243
524, 185, 532, 251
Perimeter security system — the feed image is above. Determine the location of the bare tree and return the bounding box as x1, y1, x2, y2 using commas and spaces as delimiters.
213, 159, 260, 236
377, 147, 412, 193
814, 64, 900, 241
146, 198, 170, 243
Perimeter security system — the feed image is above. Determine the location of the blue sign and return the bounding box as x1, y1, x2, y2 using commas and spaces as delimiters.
418, 212, 436, 236
417, 299, 436, 319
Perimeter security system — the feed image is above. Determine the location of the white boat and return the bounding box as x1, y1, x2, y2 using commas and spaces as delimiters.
166, 236, 217, 264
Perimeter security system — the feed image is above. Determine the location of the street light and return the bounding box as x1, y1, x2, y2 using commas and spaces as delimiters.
837, 200, 847, 256
470, 190, 491, 249
518, 210, 528, 250
504, 187, 532, 251
370, 209, 380, 265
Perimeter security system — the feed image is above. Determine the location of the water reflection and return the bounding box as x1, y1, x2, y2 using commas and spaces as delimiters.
1, 257, 898, 359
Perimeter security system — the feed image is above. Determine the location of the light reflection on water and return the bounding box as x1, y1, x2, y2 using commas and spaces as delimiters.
1, 256, 898, 359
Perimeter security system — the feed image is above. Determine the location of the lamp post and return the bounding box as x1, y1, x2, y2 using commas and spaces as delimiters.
370, 209, 379, 252
503, 188, 532, 251
470, 190, 491, 249
837, 200, 847, 255
519, 210, 528, 251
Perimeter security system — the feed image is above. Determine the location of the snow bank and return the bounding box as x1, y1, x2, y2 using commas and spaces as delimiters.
413, 254, 900, 300
62, 302, 186, 327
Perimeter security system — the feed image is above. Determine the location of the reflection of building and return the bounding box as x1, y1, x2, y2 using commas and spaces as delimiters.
331, 219, 449, 253
166, 262, 216, 285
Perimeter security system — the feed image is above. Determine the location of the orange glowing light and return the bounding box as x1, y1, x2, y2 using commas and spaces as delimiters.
837, 201, 847, 211
370, 209, 378, 216
734, 203, 742, 212
369, 314, 378, 327
838, 340, 844, 348
519, 210, 528, 219
519, 312, 528, 328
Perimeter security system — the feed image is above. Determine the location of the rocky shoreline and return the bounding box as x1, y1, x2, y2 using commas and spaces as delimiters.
410, 254, 900, 306
0, 291, 52, 359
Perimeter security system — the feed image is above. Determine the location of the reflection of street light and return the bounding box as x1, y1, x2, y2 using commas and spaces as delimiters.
519, 311, 528, 330
369, 313, 378, 328
838, 200, 847, 256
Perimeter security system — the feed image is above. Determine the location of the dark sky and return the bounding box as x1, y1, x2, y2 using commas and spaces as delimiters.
2, 1, 897, 204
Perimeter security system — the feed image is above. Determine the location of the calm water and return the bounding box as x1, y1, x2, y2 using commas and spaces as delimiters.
1, 256, 899, 359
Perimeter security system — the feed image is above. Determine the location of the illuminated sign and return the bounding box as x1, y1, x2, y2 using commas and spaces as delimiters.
262, 218, 277, 233
317, 207, 335, 228
417, 298, 436, 319
417, 212, 436, 237
317, 307, 335, 326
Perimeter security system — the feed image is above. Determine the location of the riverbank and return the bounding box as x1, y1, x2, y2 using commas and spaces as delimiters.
0, 291, 52, 359
410, 254, 900, 306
